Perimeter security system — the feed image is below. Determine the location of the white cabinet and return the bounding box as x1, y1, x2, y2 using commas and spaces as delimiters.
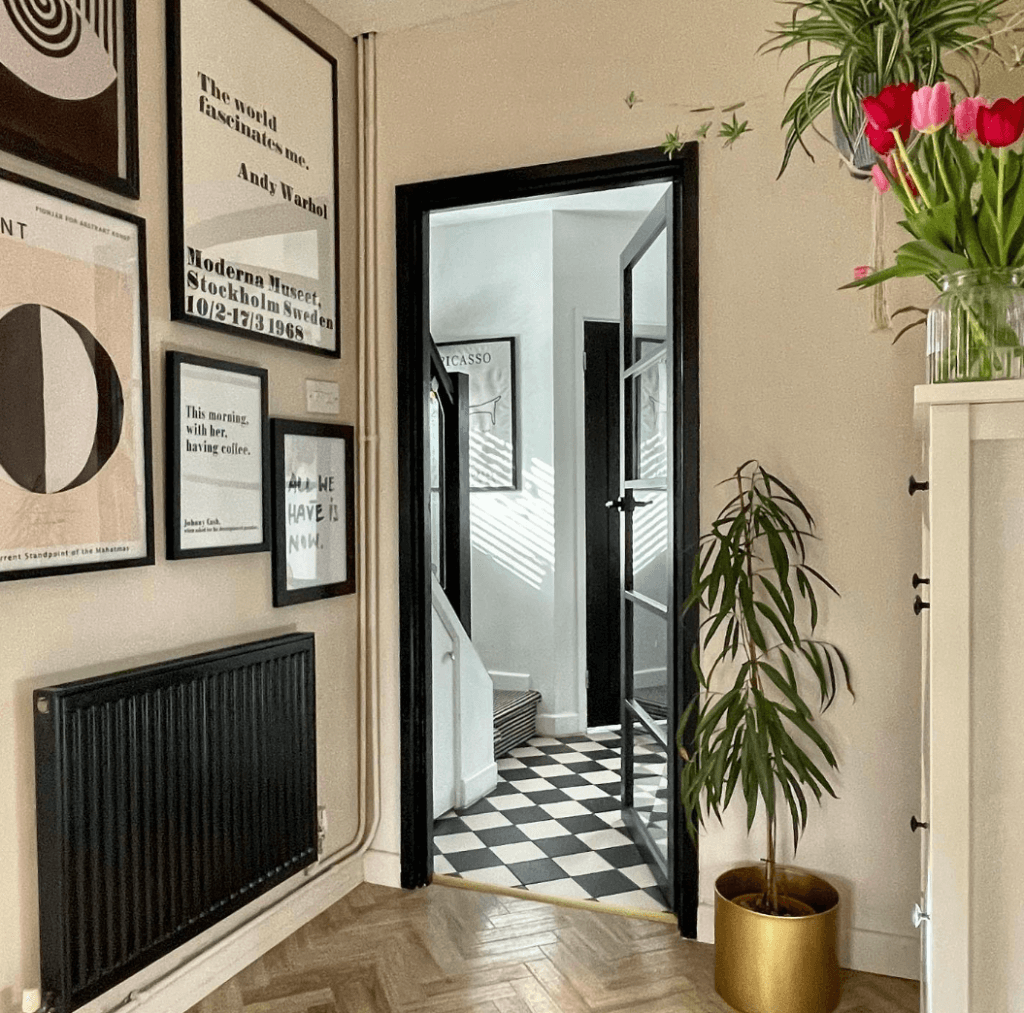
915, 380, 1024, 1013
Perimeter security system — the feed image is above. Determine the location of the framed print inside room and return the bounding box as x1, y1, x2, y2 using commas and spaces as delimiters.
0, 0, 139, 197
168, 0, 340, 356
271, 419, 355, 607
166, 352, 270, 560
0, 169, 153, 582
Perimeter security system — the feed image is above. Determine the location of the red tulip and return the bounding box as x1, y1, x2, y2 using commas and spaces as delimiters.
976, 97, 1024, 147
862, 83, 916, 137
865, 121, 899, 154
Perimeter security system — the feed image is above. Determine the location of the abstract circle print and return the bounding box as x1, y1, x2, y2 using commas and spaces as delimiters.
0, 0, 124, 183
0, 304, 125, 496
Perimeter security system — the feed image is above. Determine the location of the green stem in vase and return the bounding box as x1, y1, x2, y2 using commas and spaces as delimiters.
997, 148, 1007, 266
893, 130, 932, 211
932, 133, 955, 204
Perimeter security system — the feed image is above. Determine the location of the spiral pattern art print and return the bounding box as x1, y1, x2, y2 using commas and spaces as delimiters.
2, 0, 82, 59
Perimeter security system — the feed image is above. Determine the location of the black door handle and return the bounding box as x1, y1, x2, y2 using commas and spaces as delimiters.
914, 595, 930, 615
909, 476, 929, 496
912, 574, 930, 588
604, 494, 652, 512
911, 816, 929, 833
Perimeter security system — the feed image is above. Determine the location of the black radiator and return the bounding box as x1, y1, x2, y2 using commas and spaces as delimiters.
33, 633, 317, 1013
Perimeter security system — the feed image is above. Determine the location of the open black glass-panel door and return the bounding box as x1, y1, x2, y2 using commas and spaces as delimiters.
616, 188, 698, 926
429, 340, 472, 634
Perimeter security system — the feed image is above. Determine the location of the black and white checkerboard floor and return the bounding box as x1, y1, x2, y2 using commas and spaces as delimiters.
432, 729, 671, 913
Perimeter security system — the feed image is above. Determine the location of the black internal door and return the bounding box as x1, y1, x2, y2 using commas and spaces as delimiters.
429, 340, 471, 632
584, 320, 621, 727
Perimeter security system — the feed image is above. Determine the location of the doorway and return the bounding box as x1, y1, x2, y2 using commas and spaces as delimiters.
396, 147, 700, 936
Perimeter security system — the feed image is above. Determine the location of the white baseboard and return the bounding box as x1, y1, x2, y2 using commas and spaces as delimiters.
85, 856, 364, 1013
697, 902, 918, 981
490, 670, 531, 692
363, 849, 402, 888
535, 711, 583, 736
461, 761, 498, 808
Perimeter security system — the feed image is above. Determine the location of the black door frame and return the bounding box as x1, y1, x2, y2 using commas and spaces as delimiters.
396, 145, 701, 937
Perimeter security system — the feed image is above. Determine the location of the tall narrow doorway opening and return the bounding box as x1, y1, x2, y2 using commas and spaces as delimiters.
396, 147, 701, 936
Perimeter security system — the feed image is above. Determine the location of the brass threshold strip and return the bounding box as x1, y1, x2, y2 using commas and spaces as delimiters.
431, 873, 677, 925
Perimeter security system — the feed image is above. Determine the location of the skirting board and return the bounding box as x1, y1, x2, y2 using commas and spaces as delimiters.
363, 849, 402, 888
84, 855, 364, 1013
535, 711, 583, 737
461, 761, 498, 809
697, 903, 919, 981
489, 670, 531, 692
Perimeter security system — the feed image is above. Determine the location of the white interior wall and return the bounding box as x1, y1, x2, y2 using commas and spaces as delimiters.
429, 210, 559, 721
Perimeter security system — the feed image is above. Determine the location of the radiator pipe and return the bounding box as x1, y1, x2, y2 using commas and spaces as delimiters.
105, 32, 385, 1013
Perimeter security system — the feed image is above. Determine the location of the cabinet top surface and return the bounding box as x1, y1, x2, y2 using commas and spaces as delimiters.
914, 378, 1024, 407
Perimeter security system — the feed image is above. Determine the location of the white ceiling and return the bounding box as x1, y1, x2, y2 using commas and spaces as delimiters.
306, 0, 526, 35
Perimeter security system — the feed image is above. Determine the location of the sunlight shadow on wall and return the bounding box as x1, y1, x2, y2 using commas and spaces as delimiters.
470, 453, 554, 590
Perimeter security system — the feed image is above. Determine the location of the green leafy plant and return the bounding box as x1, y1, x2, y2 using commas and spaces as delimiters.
679, 462, 852, 915
762, 0, 1009, 177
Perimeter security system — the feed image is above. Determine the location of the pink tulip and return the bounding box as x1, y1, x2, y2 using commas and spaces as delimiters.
911, 82, 952, 134
854, 266, 871, 281
871, 165, 890, 193
954, 96, 986, 140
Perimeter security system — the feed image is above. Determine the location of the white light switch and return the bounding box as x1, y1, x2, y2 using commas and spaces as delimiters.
306, 379, 340, 415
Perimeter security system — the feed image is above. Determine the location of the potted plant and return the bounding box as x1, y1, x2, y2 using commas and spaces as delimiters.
848, 81, 1024, 381
679, 461, 852, 1013
762, 0, 1008, 177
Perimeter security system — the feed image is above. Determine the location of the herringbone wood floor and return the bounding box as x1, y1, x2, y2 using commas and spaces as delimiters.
187, 882, 919, 1013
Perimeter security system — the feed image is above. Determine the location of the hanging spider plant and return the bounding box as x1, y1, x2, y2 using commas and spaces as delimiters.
678, 462, 852, 915
762, 0, 1009, 178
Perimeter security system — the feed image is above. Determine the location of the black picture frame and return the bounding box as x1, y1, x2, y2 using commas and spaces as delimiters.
0, 0, 140, 198
167, 0, 340, 357
0, 166, 153, 582
271, 419, 355, 606
435, 336, 520, 491
166, 351, 270, 560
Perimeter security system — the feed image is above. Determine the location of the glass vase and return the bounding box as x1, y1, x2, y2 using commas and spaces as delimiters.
927, 269, 1024, 383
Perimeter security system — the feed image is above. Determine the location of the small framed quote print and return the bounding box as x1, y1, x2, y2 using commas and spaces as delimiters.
435, 336, 519, 491
0, 168, 153, 582
271, 419, 355, 606
0, 0, 140, 197
168, 0, 340, 356
166, 352, 270, 559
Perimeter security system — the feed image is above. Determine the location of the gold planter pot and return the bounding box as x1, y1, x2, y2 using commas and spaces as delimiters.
714, 865, 840, 1013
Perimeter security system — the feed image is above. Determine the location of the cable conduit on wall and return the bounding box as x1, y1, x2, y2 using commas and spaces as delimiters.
106, 32, 383, 1013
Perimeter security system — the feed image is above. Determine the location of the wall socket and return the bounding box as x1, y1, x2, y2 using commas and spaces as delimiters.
306, 379, 340, 415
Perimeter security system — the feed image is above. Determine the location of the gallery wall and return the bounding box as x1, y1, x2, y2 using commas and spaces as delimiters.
373, 0, 928, 978
0, 1, 359, 1009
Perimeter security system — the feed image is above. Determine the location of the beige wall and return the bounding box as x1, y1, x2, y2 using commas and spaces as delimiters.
0, 2, 359, 1008
373, 0, 931, 976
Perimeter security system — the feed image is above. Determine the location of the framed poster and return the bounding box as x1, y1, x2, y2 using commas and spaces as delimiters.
435, 336, 519, 491
0, 168, 152, 581
0, 0, 139, 197
166, 351, 270, 560
168, 0, 340, 356
271, 419, 355, 606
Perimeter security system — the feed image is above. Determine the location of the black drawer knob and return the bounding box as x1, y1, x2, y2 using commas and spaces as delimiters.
913, 595, 930, 615
909, 476, 930, 496
912, 573, 930, 588
911, 816, 929, 833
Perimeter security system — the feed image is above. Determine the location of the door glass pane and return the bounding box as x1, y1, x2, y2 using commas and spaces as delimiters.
429, 388, 443, 583
631, 228, 668, 343
632, 359, 668, 480
629, 722, 670, 859
632, 606, 668, 724
631, 491, 668, 605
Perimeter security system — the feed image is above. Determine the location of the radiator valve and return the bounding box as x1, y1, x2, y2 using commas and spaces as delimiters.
317, 805, 328, 855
